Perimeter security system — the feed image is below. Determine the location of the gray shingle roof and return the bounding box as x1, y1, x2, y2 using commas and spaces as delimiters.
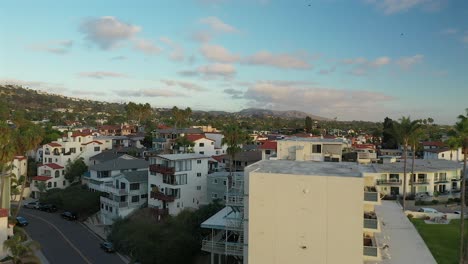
369, 159, 461, 173
122, 170, 148, 183
90, 152, 125, 162
89, 157, 148, 171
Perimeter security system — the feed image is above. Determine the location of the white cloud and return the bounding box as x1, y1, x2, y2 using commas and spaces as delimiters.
366, 0, 445, 14
243, 51, 311, 69
133, 39, 161, 55
200, 44, 240, 63
28, 40, 73, 55
160, 79, 206, 91
242, 81, 395, 120
198, 63, 236, 79
191, 31, 213, 43
396, 54, 424, 70
159, 37, 185, 61
118, 89, 186, 97
342, 56, 391, 75
318, 66, 336, 75
199, 16, 238, 33
80, 16, 141, 50
78, 71, 129, 79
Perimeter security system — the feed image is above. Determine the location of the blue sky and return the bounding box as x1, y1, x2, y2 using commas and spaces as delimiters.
0, 0, 467, 124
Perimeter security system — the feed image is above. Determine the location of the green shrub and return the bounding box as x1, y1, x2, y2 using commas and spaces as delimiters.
407, 214, 414, 219
431, 200, 439, 205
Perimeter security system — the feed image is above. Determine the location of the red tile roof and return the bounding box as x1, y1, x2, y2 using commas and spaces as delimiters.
71, 131, 92, 137
81, 140, 103, 145
14, 156, 27, 161
48, 142, 62, 147
211, 155, 225, 163
43, 163, 64, 169
422, 141, 445, 147
157, 124, 171, 129
353, 144, 376, 150
33, 176, 52, 181
259, 141, 277, 150
0, 208, 8, 218
99, 125, 121, 130
186, 134, 214, 142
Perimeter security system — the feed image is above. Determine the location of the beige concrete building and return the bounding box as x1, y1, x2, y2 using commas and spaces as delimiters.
244, 160, 381, 264
276, 138, 345, 162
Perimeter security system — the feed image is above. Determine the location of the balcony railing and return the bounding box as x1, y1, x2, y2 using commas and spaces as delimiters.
201, 240, 243, 256
452, 177, 462, 182
226, 194, 244, 207
150, 191, 176, 202
364, 219, 378, 229
364, 192, 379, 202
103, 184, 128, 195
410, 179, 430, 185
149, 164, 175, 175
225, 217, 243, 231
434, 177, 449, 184
363, 246, 378, 257
376, 179, 402, 186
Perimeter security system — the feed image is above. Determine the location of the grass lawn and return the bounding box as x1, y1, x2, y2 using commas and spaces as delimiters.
410, 218, 468, 264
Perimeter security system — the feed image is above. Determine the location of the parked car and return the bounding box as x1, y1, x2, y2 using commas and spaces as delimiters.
418, 208, 440, 214
61, 211, 77, 221
39, 204, 57, 213
100, 242, 115, 253
23, 202, 37, 209
32, 202, 45, 210
454, 211, 467, 215
16, 216, 29, 227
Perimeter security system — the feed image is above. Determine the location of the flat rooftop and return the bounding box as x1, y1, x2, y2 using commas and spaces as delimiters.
281, 137, 345, 143
368, 159, 461, 173
157, 153, 210, 161
247, 160, 363, 178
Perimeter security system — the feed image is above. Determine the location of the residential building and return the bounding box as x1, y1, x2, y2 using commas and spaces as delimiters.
191, 125, 220, 133
152, 128, 203, 153
99, 170, 148, 224
31, 163, 67, 198
276, 137, 344, 162
258, 141, 277, 160
205, 132, 228, 155
84, 155, 148, 193
424, 147, 465, 162
202, 160, 382, 264
422, 141, 446, 150
207, 171, 244, 203
369, 159, 462, 197
10, 156, 30, 201
148, 153, 209, 215
98, 124, 136, 136
222, 151, 262, 171
185, 134, 217, 156
0, 209, 14, 259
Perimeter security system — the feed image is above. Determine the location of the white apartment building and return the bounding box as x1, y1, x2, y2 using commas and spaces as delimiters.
10, 156, 30, 201
31, 163, 67, 198
276, 137, 344, 162
185, 134, 217, 156
99, 170, 148, 225
148, 153, 209, 215
205, 132, 228, 155
424, 147, 465, 162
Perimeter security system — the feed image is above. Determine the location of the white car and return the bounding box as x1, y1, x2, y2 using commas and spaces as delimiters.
418, 208, 439, 214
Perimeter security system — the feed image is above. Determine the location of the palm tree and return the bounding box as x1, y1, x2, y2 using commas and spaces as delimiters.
409, 128, 424, 196
3, 228, 41, 264
447, 137, 461, 161
452, 109, 468, 264
222, 125, 249, 174
389, 116, 421, 211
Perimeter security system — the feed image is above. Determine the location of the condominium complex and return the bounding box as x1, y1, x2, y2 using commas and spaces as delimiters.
148, 153, 210, 215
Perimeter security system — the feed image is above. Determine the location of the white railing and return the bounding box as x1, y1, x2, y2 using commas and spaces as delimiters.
225, 217, 243, 231
226, 194, 244, 207
201, 240, 243, 256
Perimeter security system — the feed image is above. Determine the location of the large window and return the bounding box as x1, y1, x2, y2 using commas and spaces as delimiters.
94, 146, 100, 151
199, 143, 204, 147
97, 171, 110, 178
312, 144, 322, 154
55, 171, 60, 178
175, 160, 192, 172
130, 183, 140, 190
131, 195, 140, 203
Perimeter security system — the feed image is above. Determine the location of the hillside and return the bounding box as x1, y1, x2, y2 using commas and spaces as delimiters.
237, 108, 330, 120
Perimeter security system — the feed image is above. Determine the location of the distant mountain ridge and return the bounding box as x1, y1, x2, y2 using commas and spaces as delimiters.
236, 108, 330, 120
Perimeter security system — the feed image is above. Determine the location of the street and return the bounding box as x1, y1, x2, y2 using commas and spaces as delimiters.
19, 208, 126, 264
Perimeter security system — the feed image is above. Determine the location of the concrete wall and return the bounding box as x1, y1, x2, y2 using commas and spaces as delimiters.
276, 141, 342, 162
247, 171, 363, 264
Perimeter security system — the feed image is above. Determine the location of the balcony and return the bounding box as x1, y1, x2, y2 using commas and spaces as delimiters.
100, 196, 129, 208
364, 187, 379, 203
226, 193, 244, 207
434, 177, 449, 184
364, 212, 378, 230
201, 239, 243, 257
150, 191, 176, 202
103, 184, 128, 195
225, 217, 243, 231
452, 177, 462, 182
363, 235, 380, 259
149, 164, 175, 175
376, 179, 402, 186
410, 179, 430, 185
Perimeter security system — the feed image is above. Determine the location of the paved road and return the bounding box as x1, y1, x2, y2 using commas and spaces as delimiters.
19, 209, 125, 264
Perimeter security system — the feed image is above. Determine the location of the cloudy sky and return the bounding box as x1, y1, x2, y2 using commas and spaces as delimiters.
1, 0, 467, 123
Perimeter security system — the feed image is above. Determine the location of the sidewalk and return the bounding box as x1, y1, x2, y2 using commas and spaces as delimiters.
372, 200, 437, 264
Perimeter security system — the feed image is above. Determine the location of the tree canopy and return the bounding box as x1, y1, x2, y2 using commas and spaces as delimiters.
64, 158, 88, 183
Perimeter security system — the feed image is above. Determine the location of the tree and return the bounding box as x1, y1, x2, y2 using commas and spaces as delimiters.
450, 109, 468, 264
446, 137, 460, 161
64, 158, 88, 183
3, 228, 41, 264
125, 102, 153, 125
382, 117, 398, 149
388, 116, 421, 211
171, 106, 192, 128
174, 136, 194, 154
409, 128, 424, 196
0, 121, 17, 209
305, 116, 312, 133
222, 125, 249, 173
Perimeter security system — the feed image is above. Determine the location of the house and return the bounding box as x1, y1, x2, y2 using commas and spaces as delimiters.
207, 171, 244, 203
221, 151, 262, 171
99, 170, 148, 225
185, 134, 217, 155
30, 163, 67, 198
258, 141, 277, 160
148, 153, 209, 215
422, 141, 445, 150
98, 124, 136, 136
276, 137, 344, 162
152, 128, 203, 153
201, 160, 382, 263
84, 155, 148, 193
424, 147, 465, 162
9, 156, 30, 201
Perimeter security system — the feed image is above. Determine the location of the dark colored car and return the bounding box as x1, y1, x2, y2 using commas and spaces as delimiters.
100, 242, 115, 253
16, 216, 29, 227
61, 211, 77, 221
23, 202, 37, 209
39, 204, 57, 212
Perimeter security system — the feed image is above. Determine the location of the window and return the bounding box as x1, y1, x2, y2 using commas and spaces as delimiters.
199, 143, 205, 147
212, 179, 218, 184
54, 182, 57, 187
197, 173, 201, 177
141, 194, 148, 199
47, 182, 51, 188
441, 154, 445, 158
265, 150, 271, 154
197, 186, 201, 190
62, 170, 65, 175
197, 160, 201, 164
48, 158, 52, 163
223, 180, 227, 186
101, 204, 104, 209
63, 181, 66, 186
211, 142, 214, 145
132, 195, 139, 203
130, 183, 140, 190
109, 207, 113, 213
55, 171, 60, 178
80, 147, 83, 151
223, 195, 226, 201
312, 144, 322, 154
199, 151, 204, 154
94, 146, 100, 151
177, 202, 180, 208
211, 193, 218, 199
105, 205, 108, 211
70, 148, 76, 153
